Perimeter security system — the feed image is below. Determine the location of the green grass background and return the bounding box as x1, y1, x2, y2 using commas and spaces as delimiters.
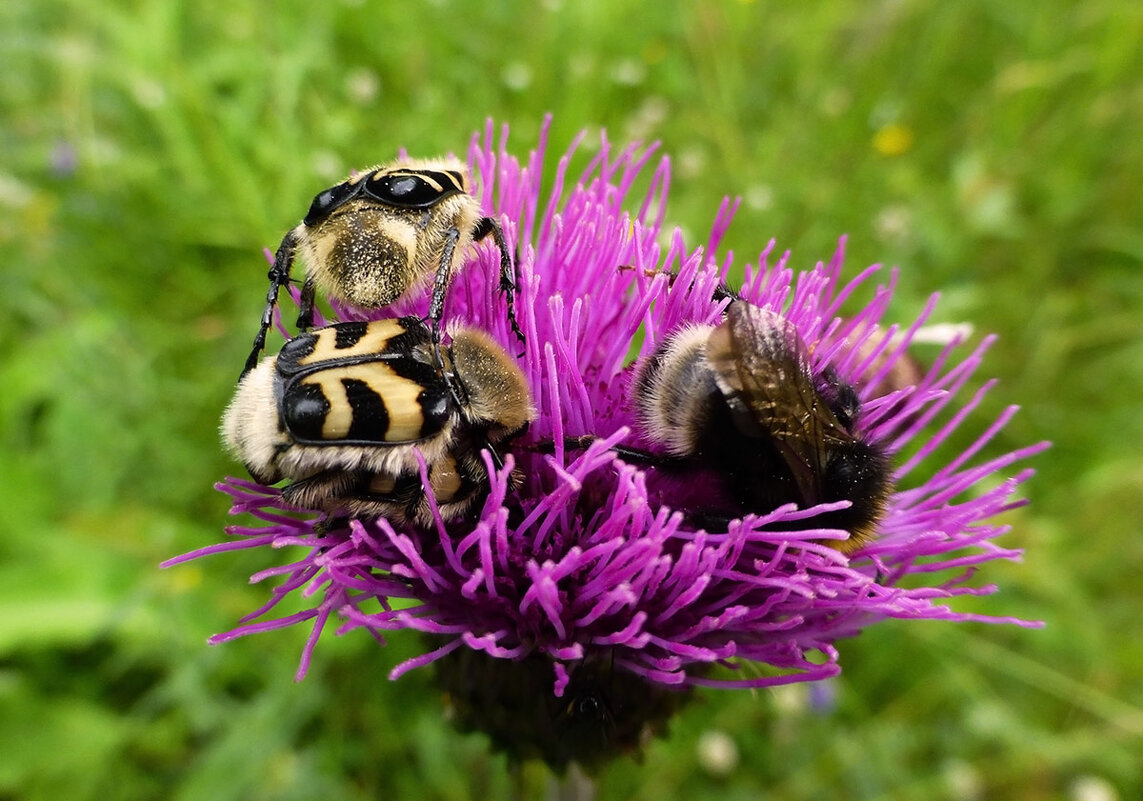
3, 0, 1141, 798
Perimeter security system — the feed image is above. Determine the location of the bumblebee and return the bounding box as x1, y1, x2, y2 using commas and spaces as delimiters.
243, 156, 523, 378
224, 317, 535, 525
630, 301, 891, 551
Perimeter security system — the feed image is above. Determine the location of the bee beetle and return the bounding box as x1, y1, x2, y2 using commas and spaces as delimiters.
224, 317, 535, 526
629, 301, 892, 552
243, 156, 524, 378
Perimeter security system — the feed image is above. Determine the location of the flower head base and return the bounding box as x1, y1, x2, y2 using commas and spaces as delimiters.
167, 118, 1047, 770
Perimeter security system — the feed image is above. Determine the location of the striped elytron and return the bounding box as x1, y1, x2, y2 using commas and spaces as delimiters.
225, 316, 534, 525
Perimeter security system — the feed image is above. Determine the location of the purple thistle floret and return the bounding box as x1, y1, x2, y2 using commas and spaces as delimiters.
167, 118, 1046, 719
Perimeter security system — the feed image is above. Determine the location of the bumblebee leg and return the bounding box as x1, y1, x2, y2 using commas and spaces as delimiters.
473, 216, 526, 352
296, 273, 317, 331
313, 515, 351, 535
280, 469, 355, 511
600, 442, 689, 467
616, 264, 740, 304
442, 443, 502, 519
480, 440, 506, 474
523, 435, 602, 456
243, 230, 297, 379
530, 436, 689, 468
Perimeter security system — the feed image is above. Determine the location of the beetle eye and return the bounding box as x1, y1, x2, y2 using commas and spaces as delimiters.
367, 173, 444, 207
303, 180, 361, 226
387, 176, 420, 198
364, 170, 465, 208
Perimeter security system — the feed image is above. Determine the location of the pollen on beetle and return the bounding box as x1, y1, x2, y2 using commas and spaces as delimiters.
170, 117, 1048, 773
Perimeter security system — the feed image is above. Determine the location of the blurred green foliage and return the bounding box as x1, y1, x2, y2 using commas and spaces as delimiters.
2, 0, 1141, 798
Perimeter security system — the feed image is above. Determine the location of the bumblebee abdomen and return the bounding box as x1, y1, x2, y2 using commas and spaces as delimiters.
632, 325, 720, 456
820, 442, 891, 531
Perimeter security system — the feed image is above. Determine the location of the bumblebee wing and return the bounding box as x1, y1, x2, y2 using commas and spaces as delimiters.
706, 302, 853, 508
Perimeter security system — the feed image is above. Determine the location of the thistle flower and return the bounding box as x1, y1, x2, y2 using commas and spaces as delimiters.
166, 118, 1047, 771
